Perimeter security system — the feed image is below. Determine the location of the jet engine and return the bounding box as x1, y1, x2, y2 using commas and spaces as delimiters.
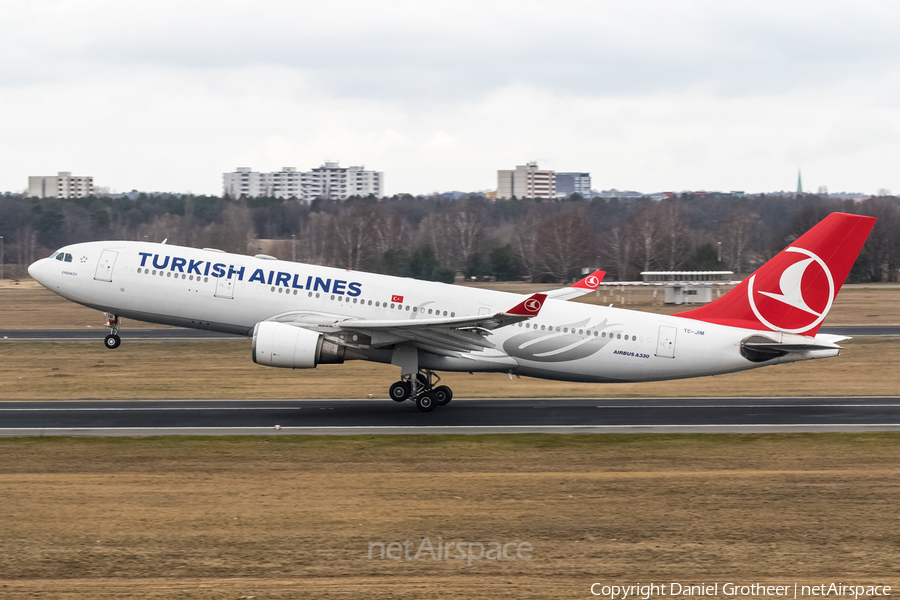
251, 321, 345, 368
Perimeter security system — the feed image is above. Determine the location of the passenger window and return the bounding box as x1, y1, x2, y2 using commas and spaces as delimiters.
376, 301, 380, 307
428, 309, 433, 314
563, 328, 568, 333
451, 312, 455, 317
405, 305, 410, 311
367, 300, 372, 305
443, 311, 447, 317
390, 303, 395, 309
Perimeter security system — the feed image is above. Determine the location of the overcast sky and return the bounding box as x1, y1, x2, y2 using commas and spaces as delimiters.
2, 1, 899, 196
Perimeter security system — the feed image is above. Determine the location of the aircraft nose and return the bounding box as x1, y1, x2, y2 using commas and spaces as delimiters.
28, 259, 43, 281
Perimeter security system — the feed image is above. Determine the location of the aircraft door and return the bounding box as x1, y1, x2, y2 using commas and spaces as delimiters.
215, 275, 235, 299
94, 250, 118, 282
655, 325, 677, 358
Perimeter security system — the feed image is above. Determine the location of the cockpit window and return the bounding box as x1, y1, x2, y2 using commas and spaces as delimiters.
64, 253, 73, 262
55, 253, 64, 261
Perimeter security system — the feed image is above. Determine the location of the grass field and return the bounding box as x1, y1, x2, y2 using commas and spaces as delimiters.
0, 434, 898, 599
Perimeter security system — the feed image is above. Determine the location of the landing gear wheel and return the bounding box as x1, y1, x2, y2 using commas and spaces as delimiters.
389, 381, 411, 402
434, 385, 453, 405
104, 334, 121, 349
416, 392, 437, 412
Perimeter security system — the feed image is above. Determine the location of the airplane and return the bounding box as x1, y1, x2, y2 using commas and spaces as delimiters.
27, 212, 875, 412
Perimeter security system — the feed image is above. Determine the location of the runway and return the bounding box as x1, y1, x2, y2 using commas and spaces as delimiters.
2, 397, 899, 436
1, 325, 898, 341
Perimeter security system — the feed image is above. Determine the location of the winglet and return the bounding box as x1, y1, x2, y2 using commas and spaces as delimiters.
506, 293, 547, 317
571, 270, 606, 290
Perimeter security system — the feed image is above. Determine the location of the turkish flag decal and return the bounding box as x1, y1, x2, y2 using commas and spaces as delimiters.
391, 295, 404, 303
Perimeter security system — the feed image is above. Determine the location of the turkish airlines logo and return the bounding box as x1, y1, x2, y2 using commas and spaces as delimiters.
524, 298, 542, 312
391, 294, 404, 303
585, 275, 600, 288
747, 247, 835, 334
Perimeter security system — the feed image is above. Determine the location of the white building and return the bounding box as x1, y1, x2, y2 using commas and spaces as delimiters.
497, 162, 556, 199
28, 172, 94, 198
223, 162, 382, 201
223, 167, 302, 199
301, 161, 383, 202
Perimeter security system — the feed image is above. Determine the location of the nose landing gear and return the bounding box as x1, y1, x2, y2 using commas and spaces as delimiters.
388, 370, 453, 412
104, 313, 121, 349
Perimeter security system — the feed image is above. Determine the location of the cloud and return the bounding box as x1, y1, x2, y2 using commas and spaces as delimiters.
2, 0, 900, 195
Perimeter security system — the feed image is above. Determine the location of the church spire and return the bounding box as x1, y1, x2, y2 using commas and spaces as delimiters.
797, 169, 803, 194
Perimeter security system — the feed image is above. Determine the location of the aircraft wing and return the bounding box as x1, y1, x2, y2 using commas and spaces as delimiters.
334, 293, 547, 357
544, 270, 606, 301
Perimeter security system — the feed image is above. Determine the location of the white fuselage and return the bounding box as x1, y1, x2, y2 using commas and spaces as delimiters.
28, 241, 838, 383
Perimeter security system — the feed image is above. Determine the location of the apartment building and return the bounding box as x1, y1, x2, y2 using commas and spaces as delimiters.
223, 162, 383, 201
300, 161, 383, 202
28, 172, 94, 198
497, 162, 556, 199
223, 167, 302, 199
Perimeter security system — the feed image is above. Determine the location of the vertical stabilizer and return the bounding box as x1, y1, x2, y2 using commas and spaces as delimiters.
676, 212, 876, 335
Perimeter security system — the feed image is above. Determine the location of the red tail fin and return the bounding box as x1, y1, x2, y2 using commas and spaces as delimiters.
677, 212, 876, 335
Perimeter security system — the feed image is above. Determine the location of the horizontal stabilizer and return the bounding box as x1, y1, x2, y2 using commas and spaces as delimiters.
740, 334, 845, 363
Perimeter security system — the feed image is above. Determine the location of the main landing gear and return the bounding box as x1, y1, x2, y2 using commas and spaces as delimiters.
389, 370, 453, 412
104, 313, 121, 349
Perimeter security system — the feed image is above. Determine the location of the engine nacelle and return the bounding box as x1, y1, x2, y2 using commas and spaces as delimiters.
251, 321, 345, 369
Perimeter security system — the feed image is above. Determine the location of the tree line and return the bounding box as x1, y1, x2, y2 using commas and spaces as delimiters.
1, 192, 898, 283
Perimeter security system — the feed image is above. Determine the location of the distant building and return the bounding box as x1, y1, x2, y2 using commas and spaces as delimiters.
28, 172, 94, 198
224, 162, 383, 201
301, 161, 383, 202
556, 172, 591, 198
497, 162, 556, 199
223, 167, 301, 199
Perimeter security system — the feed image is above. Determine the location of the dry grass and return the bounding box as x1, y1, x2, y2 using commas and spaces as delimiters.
0, 434, 898, 598
2, 279, 899, 330
0, 336, 898, 400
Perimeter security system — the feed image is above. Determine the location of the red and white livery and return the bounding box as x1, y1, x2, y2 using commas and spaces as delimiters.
28, 213, 875, 412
